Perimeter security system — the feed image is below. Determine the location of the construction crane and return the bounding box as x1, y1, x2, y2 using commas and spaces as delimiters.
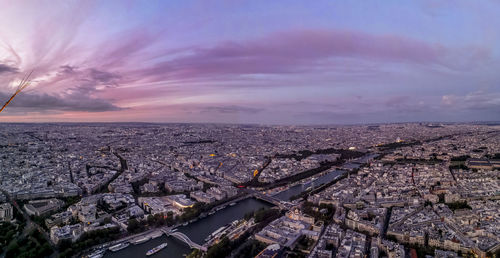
0, 70, 33, 113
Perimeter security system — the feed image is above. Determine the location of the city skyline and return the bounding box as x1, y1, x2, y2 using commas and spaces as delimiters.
1, 122, 499, 258
1, 0, 500, 124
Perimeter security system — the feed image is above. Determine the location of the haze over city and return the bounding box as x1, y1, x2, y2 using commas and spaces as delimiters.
1, 0, 499, 124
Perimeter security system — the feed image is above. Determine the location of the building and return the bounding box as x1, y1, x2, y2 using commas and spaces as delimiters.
0, 193, 6, 203
206, 187, 226, 201
434, 249, 458, 258
345, 207, 386, 236
337, 230, 367, 258
255, 216, 311, 248
444, 193, 461, 203
50, 224, 83, 244
166, 194, 195, 209
24, 198, 64, 217
190, 191, 216, 204
127, 205, 145, 218
139, 197, 177, 215
286, 208, 315, 224
0, 203, 14, 222
77, 204, 97, 223
45, 210, 73, 228
255, 244, 281, 258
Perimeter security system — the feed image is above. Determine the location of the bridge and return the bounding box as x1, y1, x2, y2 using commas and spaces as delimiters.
252, 192, 294, 210
253, 193, 281, 206
162, 229, 207, 251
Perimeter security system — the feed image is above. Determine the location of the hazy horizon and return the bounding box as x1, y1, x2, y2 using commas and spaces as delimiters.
1, 120, 500, 127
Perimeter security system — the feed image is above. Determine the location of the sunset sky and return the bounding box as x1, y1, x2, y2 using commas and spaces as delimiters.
0, 0, 499, 124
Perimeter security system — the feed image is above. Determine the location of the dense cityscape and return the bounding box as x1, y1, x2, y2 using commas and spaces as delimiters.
0, 123, 499, 258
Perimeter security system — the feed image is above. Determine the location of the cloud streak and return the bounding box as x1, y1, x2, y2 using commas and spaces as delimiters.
135, 29, 490, 83
200, 105, 264, 114
442, 91, 500, 111
0, 91, 122, 113
0, 63, 18, 74
0, 1, 499, 123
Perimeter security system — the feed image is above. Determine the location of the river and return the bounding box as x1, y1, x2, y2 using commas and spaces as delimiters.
343, 153, 379, 170
273, 169, 345, 201
103, 198, 272, 258
104, 153, 377, 257
273, 153, 378, 201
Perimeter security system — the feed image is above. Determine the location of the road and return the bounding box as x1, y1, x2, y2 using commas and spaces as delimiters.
82, 152, 378, 256
0, 189, 58, 258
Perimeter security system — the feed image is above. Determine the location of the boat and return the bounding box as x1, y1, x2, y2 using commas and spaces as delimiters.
208, 211, 215, 215
131, 235, 150, 245
182, 222, 188, 226
109, 242, 129, 252
87, 249, 105, 258
213, 226, 227, 236
146, 243, 168, 256
88, 253, 103, 258
204, 225, 228, 242
150, 231, 163, 239
229, 202, 236, 206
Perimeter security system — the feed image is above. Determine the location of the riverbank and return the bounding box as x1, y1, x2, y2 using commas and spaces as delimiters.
103, 198, 273, 258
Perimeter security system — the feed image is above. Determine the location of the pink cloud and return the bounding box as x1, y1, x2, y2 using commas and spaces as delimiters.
0, 26, 493, 119
134, 29, 489, 82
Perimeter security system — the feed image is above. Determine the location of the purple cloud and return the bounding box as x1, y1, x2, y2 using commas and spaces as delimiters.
89, 69, 121, 85
135, 29, 489, 82
0, 63, 18, 74
1, 0, 498, 123
200, 105, 264, 114
442, 91, 500, 111
0, 91, 122, 113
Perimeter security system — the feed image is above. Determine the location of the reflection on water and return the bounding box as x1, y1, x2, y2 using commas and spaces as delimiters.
274, 169, 345, 201
104, 153, 376, 258
104, 198, 272, 258
274, 153, 377, 201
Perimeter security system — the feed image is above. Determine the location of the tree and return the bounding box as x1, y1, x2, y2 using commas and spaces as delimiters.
5, 240, 19, 258
127, 218, 144, 233
57, 239, 72, 250
233, 240, 267, 258
166, 211, 175, 226
446, 201, 472, 211
206, 237, 232, 258
147, 215, 155, 225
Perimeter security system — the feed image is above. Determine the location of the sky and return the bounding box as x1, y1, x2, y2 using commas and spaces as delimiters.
0, 0, 499, 124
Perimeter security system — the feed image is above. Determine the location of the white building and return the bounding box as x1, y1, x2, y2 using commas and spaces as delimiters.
0, 203, 13, 222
